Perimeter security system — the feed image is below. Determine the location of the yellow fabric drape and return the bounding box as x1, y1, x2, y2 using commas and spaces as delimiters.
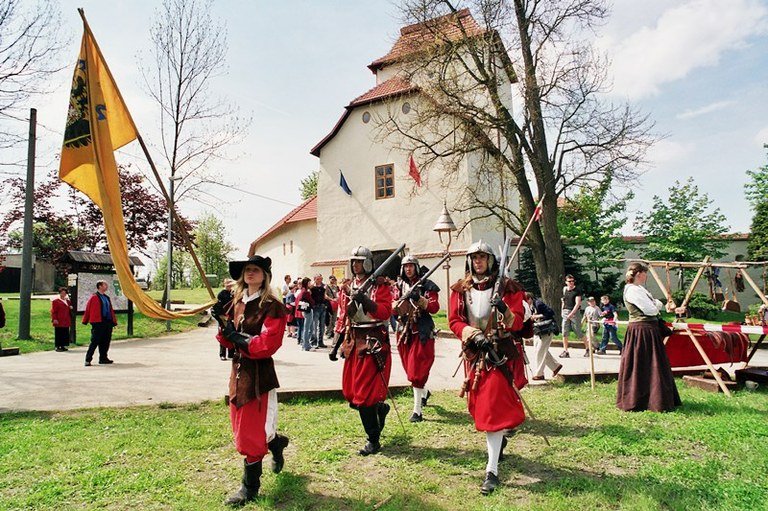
59, 20, 214, 319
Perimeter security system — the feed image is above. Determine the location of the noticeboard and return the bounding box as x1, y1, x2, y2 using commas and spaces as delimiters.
76, 272, 130, 312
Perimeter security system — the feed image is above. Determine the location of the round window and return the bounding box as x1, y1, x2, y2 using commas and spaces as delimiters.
402, 102, 411, 114
362, 111, 371, 123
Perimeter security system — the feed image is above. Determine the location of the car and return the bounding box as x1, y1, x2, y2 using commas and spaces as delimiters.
136, 278, 149, 290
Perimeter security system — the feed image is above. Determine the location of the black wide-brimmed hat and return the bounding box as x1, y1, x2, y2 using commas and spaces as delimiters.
229, 255, 272, 280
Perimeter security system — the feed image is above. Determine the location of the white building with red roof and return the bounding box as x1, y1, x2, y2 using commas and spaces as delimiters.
250, 9, 520, 298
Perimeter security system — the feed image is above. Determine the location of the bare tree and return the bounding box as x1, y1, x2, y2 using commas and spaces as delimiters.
380, 0, 656, 310
0, 0, 66, 149
139, 0, 249, 206
139, 0, 249, 304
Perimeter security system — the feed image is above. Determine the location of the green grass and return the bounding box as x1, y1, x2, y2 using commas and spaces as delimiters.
1, 384, 766, 510
145, 287, 219, 304
0, 295, 204, 354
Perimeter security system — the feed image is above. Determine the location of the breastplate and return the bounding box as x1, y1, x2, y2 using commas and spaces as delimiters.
350, 279, 379, 325
466, 287, 492, 330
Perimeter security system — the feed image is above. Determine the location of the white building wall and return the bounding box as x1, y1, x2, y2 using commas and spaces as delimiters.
249, 221, 318, 292
315, 98, 472, 263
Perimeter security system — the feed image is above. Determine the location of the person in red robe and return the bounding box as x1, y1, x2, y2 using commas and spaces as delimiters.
394, 255, 440, 422
213, 255, 289, 506
448, 241, 530, 495
334, 246, 393, 456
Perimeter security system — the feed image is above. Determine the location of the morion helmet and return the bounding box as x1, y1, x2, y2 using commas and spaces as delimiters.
350, 246, 374, 275
400, 254, 420, 280
465, 240, 498, 275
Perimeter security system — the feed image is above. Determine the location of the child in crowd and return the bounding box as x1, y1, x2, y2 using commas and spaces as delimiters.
582, 296, 602, 355
597, 295, 623, 354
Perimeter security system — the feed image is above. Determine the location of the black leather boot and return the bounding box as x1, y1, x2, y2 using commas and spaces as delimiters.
225, 459, 261, 506
498, 435, 508, 462
358, 406, 381, 456
268, 434, 289, 474
377, 402, 390, 432
480, 472, 500, 495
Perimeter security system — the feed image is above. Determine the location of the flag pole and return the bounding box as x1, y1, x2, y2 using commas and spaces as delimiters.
78, 8, 215, 301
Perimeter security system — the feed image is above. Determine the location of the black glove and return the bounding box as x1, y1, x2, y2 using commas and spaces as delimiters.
473, 333, 490, 351
490, 295, 508, 314
221, 320, 251, 352
211, 301, 227, 328
352, 291, 377, 315
406, 288, 421, 301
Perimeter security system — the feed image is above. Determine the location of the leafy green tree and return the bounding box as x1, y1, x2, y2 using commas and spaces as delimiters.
635, 177, 730, 263
558, 178, 633, 283
189, 212, 233, 287
747, 200, 768, 261
745, 145, 768, 208
299, 171, 318, 200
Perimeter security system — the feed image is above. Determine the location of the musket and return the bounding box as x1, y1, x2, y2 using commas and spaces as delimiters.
393, 252, 451, 310
329, 243, 406, 361
504, 193, 546, 274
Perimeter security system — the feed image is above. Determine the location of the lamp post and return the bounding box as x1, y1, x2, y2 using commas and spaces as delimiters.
433, 203, 457, 307
165, 174, 182, 332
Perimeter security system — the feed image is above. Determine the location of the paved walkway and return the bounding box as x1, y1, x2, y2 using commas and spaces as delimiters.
1, 326, 764, 412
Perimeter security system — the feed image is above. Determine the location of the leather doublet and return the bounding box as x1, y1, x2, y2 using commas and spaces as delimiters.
229, 299, 286, 408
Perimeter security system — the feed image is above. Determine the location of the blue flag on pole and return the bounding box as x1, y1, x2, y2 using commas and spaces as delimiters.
339, 170, 352, 195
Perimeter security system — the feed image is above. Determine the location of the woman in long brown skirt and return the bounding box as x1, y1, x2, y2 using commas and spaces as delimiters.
617, 262, 682, 412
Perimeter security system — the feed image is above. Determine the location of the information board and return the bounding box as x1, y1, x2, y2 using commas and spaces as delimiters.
76, 272, 130, 312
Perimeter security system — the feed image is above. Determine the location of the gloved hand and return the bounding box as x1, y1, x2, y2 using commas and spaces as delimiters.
211, 301, 228, 328
221, 320, 251, 352
490, 295, 508, 314
352, 291, 377, 314
406, 288, 421, 301
472, 333, 490, 351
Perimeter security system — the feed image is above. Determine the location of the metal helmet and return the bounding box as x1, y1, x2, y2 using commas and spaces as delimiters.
400, 254, 420, 280
465, 240, 498, 275
350, 246, 374, 274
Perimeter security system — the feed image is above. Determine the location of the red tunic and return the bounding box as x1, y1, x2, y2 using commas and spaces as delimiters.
337, 277, 393, 407
449, 278, 527, 432
396, 285, 440, 389
217, 298, 287, 460
51, 298, 72, 328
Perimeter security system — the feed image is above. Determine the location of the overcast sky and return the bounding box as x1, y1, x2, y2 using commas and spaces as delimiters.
6, 0, 768, 262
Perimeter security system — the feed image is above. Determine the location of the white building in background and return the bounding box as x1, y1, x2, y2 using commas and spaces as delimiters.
250, 9, 520, 301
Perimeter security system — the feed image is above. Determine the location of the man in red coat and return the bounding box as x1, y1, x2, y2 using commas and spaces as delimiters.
448, 241, 530, 495
82, 280, 117, 366
394, 255, 440, 422
51, 287, 73, 352
335, 246, 393, 456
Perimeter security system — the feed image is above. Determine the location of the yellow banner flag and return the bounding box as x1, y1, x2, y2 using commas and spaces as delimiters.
60, 16, 214, 319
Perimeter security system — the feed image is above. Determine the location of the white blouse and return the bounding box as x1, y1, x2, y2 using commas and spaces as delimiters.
623, 284, 664, 316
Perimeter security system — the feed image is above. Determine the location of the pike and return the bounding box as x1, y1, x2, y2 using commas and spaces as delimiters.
393, 252, 451, 309
328, 243, 406, 362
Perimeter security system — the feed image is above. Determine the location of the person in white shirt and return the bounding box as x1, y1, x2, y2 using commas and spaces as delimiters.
616, 262, 685, 412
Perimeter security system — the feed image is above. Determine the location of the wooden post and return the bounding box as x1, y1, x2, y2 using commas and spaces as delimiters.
739, 269, 768, 307
587, 321, 595, 391
745, 334, 766, 365
681, 256, 711, 308
648, 265, 676, 307
684, 330, 731, 396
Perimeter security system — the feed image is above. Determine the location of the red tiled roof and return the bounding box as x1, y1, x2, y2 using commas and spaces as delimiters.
368, 8, 485, 72
350, 76, 417, 107
310, 77, 418, 157
250, 196, 317, 248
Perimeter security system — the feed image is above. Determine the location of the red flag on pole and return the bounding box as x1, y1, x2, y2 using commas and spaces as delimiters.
533, 203, 542, 222
408, 154, 421, 186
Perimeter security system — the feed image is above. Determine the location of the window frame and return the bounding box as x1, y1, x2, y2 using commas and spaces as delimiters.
374, 163, 395, 200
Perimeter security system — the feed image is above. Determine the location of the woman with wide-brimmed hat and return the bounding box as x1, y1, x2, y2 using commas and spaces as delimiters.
212, 255, 290, 506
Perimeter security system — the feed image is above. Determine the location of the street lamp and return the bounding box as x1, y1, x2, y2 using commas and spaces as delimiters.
165, 174, 183, 331
433, 202, 457, 303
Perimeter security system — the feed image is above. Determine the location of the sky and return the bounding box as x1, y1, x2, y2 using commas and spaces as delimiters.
4, 0, 768, 266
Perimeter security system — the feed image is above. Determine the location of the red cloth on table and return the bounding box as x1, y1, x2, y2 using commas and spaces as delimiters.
665, 330, 749, 367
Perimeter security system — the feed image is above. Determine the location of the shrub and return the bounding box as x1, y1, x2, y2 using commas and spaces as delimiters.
671, 290, 720, 320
